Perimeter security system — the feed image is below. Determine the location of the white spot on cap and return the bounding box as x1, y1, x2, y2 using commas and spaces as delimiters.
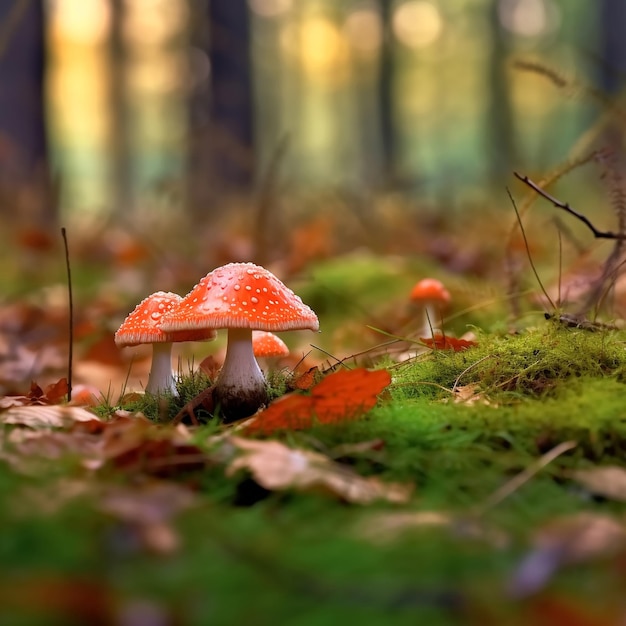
234, 284, 241, 291
245, 285, 251, 291
251, 297, 258, 304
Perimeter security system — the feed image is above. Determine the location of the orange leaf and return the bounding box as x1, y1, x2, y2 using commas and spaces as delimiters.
421, 333, 477, 351
247, 368, 391, 435
289, 366, 319, 391
44, 378, 69, 404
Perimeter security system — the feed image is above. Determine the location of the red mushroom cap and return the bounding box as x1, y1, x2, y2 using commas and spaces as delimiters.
160, 263, 319, 333
114, 291, 217, 348
410, 278, 451, 304
252, 330, 290, 358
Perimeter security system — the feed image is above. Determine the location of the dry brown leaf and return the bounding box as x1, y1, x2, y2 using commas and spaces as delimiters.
98, 415, 207, 477
509, 512, 626, 598
569, 466, 626, 502
7, 428, 101, 461
449, 383, 493, 406
358, 511, 508, 547
0, 405, 101, 428
225, 436, 412, 504
98, 481, 196, 554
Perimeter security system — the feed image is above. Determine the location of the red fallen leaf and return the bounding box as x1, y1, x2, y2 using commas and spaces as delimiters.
525, 594, 618, 626
16, 227, 55, 252
289, 366, 320, 391
26, 378, 68, 405
0, 576, 115, 624
420, 333, 477, 351
44, 378, 69, 403
247, 368, 391, 435
28, 381, 44, 400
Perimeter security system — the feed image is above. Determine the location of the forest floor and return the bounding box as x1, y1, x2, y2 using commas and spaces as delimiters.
2, 194, 626, 625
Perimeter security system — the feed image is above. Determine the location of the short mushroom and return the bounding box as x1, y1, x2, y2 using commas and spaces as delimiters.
410, 278, 451, 339
252, 330, 290, 371
115, 291, 217, 395
160, 262, 319, 421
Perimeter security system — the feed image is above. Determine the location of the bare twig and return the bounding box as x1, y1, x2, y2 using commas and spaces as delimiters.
476, 440, 577, 515
61, 227, 73, 402
513, 172, 626, 240
506, 187, 556, 310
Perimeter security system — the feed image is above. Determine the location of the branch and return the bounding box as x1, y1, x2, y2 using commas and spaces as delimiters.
513, 171, 626, 240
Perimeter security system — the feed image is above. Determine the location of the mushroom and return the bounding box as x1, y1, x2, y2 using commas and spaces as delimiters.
410, 278, 451, 339
252, 330, 290, 371
115, 291, 217, 395
160, 262, 319, 421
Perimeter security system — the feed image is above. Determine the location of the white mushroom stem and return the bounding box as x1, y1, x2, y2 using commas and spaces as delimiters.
213, 328, 268, 421
146, 342, 177, 395
421, 303, 440, 339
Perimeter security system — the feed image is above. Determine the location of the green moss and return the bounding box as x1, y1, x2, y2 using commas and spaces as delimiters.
391, 321, 626, 401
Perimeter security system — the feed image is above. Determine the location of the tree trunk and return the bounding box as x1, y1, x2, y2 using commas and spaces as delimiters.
378, 0, 395, 186
187, 0, 254, 217
485, 0, 517, 187
600, 0, 626, 95
0, 0, 54, 225
108, 0, 133, 216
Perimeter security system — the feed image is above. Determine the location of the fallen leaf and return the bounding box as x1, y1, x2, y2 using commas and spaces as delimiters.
569, 466, 626, 502
509, 512, 626, 598
26, 378, 69, 404
247, 368, 391, 435
0, 576, 115, 625
98, 481, 196, 554
99, 415, 207, 477
0, 405, 101, 428
449, 383, 494, 406
523, 594, 621, 626
358, 511, 508, 547
225, 436, 412, 504
421, 333, 477, 351
288, 366, 320, 391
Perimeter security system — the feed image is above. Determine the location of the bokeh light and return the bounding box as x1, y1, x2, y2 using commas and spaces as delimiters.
123, 0, 189, 46
48, 0, 111, 44
392, 0, 443, 49
248, 0, 293, 19
498, 0, 561, 38
344, 6, 383, 56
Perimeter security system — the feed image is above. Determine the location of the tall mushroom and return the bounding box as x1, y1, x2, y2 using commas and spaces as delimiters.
160, 262, 319, 421
410, 278, 451, 339
115, 291, 217, 395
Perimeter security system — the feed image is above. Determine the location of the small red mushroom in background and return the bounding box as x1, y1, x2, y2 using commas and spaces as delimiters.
252, 330, 290, 371
410, 278, 451, 339
115, 291, 217, 395
160, 262, 319, 422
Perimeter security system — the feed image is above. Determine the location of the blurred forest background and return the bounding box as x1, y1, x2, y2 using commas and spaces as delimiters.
0, 0, 623, 236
